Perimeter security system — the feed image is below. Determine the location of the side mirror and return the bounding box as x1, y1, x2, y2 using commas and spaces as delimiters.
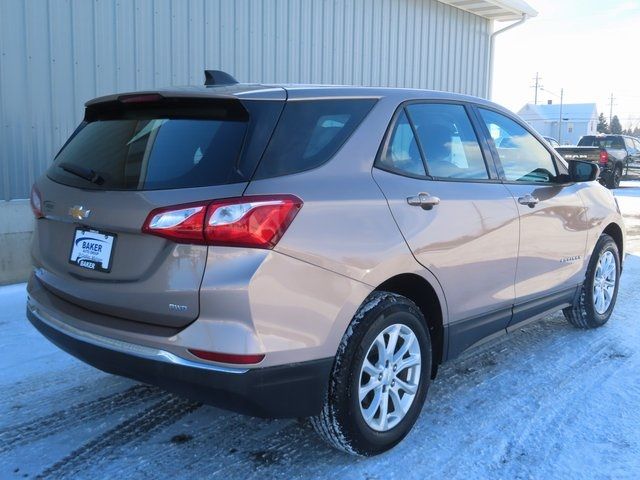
568, 160, 599, 183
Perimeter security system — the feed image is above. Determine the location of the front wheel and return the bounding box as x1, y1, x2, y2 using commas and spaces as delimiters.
563, 234, 621, 328
310, 292, 431, 456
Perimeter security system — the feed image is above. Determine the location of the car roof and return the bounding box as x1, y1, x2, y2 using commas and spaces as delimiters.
86, 82, 505, 112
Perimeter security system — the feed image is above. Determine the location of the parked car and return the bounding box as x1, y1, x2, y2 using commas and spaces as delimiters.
27, 72, 626, 456
556, 134, 640, 188
543, 136, 560, 148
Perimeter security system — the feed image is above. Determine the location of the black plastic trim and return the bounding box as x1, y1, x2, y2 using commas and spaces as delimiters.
28, 308, 333, 419
507, 286, 577, 331
446, 307, 512, 359
445, 285, 580, 360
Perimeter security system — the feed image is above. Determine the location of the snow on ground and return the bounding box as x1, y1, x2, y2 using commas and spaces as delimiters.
1, 182, 640, 479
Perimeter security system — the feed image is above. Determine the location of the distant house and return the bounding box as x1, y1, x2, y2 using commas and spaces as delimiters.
517, 103, 598, 145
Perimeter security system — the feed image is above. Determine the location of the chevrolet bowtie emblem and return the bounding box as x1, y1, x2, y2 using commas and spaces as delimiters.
69, 205, 91, 221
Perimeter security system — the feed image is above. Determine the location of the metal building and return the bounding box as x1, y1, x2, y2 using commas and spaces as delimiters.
0, 0, 535, 283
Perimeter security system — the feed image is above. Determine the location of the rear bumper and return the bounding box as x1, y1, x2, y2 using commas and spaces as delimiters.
27, 299, 333, 418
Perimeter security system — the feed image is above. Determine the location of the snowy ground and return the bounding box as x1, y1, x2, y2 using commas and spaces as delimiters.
2, 182, 640, 479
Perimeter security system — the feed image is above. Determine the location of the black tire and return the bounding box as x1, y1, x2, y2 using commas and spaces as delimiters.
614, 164, 623, 188
310, 291, 432, 456
606, 165, 622, 189
563, 234, 621, 329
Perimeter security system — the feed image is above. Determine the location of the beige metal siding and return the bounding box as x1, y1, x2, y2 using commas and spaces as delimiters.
0, 0, 491, 200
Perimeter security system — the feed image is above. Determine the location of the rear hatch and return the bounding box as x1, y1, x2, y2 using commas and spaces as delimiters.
32, 90, 285, 328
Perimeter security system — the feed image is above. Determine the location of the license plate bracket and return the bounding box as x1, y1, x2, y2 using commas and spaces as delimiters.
69, 228, 116, 273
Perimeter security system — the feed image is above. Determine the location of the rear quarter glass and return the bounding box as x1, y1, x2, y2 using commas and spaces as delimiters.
253, 99, 377, 179
47, 99, 284, 191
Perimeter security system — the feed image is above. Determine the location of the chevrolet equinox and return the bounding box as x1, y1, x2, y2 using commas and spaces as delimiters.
27, 71, 625, 456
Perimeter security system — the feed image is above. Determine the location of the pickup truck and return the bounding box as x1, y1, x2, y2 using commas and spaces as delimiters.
555, 134, 640, 189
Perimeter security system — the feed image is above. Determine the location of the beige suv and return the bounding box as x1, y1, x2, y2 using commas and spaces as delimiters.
27, 74, 625, 456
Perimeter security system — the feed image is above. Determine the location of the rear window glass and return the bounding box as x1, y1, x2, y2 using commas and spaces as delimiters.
48, 116, 247, 190
254, 99, 376, 179
578, 136, 625, 149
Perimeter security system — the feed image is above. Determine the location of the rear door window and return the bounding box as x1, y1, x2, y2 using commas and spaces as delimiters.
254, 99, 376, 179
377, 110, 426, 176
406, 103, 489, 180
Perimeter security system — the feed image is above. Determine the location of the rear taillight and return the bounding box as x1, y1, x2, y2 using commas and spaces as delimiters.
205, 195, 302, 248
142, 202, 207, 243
188, 349, 265, 365
142, 195, 302, 249
599, 150, 609, 165
30, 185, 44, 219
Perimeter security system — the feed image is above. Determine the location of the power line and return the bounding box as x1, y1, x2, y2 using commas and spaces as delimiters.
540, 86, 560, 98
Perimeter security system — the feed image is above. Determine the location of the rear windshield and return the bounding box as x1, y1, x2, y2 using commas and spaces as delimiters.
48, 97, 375, 190
578, 136, 625, 149
48, 114, 248, 191
254, 99, 377, 179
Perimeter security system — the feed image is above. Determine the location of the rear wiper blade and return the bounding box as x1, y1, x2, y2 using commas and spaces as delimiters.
59, 162, 104, 185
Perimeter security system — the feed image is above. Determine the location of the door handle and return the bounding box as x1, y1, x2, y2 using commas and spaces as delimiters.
407, 192, 441, 210
518, 194, 540, 208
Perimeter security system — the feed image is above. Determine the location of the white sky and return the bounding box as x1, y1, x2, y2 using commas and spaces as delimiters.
492, 0, 640, 128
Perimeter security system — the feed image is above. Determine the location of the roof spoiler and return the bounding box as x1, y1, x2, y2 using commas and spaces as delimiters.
85, 93, 249, 122
204, 70, 238, 86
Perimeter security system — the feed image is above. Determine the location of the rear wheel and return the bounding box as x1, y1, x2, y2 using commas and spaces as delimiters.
563, 234, 620, 328
606, 165, 622, 189
310, 292, 431, 456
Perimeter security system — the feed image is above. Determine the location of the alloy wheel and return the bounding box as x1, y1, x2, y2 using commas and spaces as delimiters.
358, 323, 421, 432
593, 250, 616, 314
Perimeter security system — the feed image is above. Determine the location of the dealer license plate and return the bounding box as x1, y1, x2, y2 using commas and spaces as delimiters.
69, 228, 116, 272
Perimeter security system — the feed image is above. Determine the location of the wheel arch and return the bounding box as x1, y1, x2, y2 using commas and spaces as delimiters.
374, 273, 445, 377
603, 222, 624, 260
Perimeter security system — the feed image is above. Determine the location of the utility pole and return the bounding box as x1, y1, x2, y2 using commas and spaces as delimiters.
609, 93, 616, 126
531, 72, 542, 105
558, 88, 564, 144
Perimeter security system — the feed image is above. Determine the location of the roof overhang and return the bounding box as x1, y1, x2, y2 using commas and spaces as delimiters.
438, 0, 538, 21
